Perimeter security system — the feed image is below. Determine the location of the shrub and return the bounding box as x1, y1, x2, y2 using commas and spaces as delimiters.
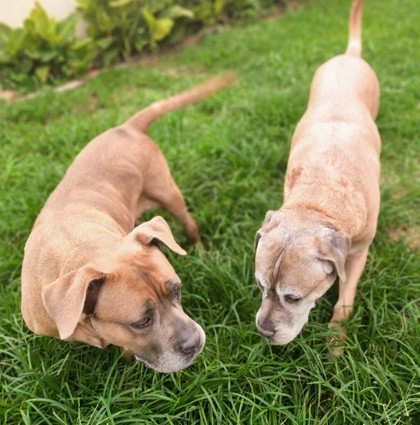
0, 3, 96, 90
0, 0, 283, 91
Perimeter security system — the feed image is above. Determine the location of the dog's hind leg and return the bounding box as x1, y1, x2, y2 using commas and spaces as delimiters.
137, 147, 203, 247
161, 184, 204, 248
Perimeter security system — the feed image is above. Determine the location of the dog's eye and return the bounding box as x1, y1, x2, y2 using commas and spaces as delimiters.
255, 232, 262, 250
171, 285, 181, 301
166, 280, 181, 301
131, 317, 153, 329
284, 294, 302, 304
174, 286, 181, 301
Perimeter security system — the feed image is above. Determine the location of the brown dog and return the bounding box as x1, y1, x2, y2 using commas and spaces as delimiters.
255, 0, 381, 348
21, 73, 235, 372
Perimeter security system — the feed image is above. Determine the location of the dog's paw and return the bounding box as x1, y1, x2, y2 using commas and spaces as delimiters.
327, 322, 347, 357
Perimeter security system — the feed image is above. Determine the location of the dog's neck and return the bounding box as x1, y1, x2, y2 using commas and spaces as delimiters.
283, 175, 367, 237
282, 200, 364, 238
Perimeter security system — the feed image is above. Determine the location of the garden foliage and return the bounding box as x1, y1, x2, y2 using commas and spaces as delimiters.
0, 0, 281, 90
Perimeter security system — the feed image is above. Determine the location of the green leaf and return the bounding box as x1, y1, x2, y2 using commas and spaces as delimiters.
74, 0, 89, 11
71, 37, 95, 51
153, 18, 174, 41
96, 9, 115, 32
25, 48, 57, 62
109, 0, 134, 8
24, 2, 59, 44
39, 50, 58, 62
35, 64, 50, 82
0, 23, 13, 62
66, 37, 97, 74
95, 37, 113, 51
0, 22, 12, 43
215, 0, 226, 15
143, 7, 157, 30
7, 28, 27, 57
0, 49, 11, 64
134, 38, 147, 53
102, 47, 120, 66
162, 6, 195, 20
143, 8, 174, 42
57, 13, 78, 45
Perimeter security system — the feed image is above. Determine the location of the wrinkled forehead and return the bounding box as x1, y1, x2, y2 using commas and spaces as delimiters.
256, 238, 281, 270
93, 272, 154, 321
256, 236, 317, 285
106, 243, 180, 282
95, 261, 180, 310
123, 254, 181, 291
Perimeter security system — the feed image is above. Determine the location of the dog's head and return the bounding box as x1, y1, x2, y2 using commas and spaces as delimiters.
42, 216, 205, 373
254, 209, 349, 345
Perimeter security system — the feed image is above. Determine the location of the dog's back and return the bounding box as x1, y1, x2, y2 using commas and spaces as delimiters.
285, 0, 381, 242
292, 0, 380, 146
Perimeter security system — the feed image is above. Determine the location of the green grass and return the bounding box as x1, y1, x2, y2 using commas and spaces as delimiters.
1, 0, 419, 423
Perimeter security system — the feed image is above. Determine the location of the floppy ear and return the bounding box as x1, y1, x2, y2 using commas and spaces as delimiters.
255, 232, 262, 250
257, 210, 285, 249
42, 267, 106, 340
317, 226, 350, 281
262, 209, 284, 228
133, 216, 186, 255
263, 210, 276, 225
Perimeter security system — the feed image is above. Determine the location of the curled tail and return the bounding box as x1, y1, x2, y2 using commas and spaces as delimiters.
345, 0, 365, 56
126, 71, 237, 133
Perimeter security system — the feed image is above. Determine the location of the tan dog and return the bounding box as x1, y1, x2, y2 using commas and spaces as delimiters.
255, 0, 381, 348
21, 73, 235, 372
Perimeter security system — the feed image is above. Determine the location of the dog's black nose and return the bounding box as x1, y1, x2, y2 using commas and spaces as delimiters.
257, 325, 275, 338
179, 332, 201, 355
257, 317, 275, 338
258, 327, 275, 338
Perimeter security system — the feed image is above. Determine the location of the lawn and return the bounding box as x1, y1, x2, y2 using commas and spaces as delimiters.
0, 0, 419, 423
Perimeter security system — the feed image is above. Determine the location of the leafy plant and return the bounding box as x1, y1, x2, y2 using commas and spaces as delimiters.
76, 0, 195, 65
0, 0, 283, 91
0, 2, 97, 90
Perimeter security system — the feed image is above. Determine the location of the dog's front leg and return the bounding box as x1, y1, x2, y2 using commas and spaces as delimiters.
328, 246, 369, 355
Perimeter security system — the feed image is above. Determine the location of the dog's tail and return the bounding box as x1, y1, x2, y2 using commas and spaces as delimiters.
345, 0, 365, 57
126, 72, 237, 133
